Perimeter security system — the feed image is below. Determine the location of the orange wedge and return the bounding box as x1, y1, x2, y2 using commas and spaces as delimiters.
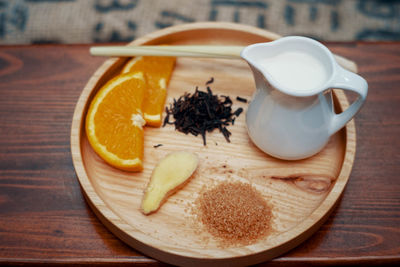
121, 56, 176, 127
85, 72, 146, 171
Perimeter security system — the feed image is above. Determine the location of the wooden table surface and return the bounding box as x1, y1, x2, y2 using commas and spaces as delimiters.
0, 42, 399, 266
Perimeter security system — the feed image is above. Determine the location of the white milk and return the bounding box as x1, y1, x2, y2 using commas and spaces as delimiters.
259, 51, 328, 91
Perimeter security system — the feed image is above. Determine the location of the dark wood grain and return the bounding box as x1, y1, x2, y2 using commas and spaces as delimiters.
0, 43, 399, 266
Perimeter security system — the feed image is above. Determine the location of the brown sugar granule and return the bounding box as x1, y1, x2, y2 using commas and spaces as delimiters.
196, 181, 271, 246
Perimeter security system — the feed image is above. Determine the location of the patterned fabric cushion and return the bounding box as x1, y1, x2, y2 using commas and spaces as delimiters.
0, 0, 399, 44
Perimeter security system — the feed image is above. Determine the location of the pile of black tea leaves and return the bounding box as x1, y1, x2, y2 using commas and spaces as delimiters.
163, 78, 244, 145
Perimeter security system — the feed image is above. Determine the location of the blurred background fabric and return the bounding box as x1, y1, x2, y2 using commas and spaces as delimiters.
0, 0, 399, 45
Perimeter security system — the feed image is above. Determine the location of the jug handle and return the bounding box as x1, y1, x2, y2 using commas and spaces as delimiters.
329, 65, 368, 135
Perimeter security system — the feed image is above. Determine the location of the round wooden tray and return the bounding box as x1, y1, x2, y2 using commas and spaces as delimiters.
71, 22, 356, 266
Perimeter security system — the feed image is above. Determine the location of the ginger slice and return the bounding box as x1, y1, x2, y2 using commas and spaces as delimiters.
141, 151, 198, 215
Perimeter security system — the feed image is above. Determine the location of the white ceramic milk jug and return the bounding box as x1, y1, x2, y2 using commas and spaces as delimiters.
241, 36, 368, 160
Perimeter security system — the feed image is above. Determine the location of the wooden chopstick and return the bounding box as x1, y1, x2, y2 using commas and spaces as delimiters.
90, 45, 244, 59
89, 45, 357, 73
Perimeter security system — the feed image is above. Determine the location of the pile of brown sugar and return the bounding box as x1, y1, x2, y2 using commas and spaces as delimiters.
195, 181, 272, 246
